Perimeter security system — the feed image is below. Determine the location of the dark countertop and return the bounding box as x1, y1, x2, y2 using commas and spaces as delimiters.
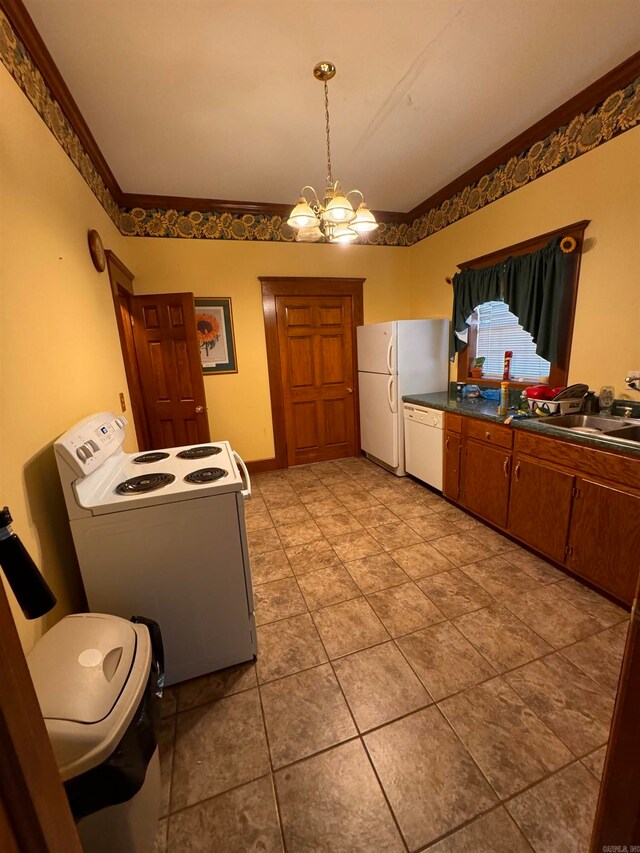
402, 392, 640, 458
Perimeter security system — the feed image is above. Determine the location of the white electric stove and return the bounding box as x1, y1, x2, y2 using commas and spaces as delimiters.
54, 412, 257, 685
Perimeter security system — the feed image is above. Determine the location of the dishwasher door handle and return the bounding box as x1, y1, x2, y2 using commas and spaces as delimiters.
233, 450, 252, 500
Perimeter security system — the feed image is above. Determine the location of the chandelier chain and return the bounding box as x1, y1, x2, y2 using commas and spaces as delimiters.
324, 80, 333, 186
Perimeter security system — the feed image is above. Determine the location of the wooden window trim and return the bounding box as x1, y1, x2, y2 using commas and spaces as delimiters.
259, 277, 364, 470
455, 220, 590, 388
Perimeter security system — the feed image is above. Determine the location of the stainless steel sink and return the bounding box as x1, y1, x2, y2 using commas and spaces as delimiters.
543, 414, 627, 433
601, 425, 640, 442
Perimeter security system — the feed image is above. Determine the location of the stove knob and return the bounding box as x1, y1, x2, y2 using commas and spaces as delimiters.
114, 416, 128, 429
76, 445, 91, 462
88, 440, 99, 452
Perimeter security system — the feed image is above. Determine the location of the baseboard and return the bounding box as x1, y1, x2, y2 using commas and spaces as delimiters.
245, 457, 281, 474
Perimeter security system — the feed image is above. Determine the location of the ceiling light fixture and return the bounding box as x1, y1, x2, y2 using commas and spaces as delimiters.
288, 62, 378, 244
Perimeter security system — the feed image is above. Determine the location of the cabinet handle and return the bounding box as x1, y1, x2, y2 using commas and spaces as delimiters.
485, 431, 491, 440
514, 461, 520, 481
503, 457, 510, 478
446, 435, 450, 450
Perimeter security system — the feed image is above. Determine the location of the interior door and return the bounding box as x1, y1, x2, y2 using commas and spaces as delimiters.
130, 293, 210, 449
276, 295, 356, 466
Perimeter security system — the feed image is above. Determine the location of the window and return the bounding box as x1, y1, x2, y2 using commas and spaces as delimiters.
472, 300, 551, 382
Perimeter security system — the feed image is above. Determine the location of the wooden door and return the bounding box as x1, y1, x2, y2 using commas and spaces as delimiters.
463, 439, 511, 528
276, 295, 356, 466
508, 455, 574, 563
130, 293, 210, 449
443, 431, 461, 500
567, 478, 640, 604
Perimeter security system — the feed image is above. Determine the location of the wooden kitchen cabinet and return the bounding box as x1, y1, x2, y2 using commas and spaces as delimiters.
508, 455, 574, 564
567, 478, 640, 604
462, 439, 511, 528
443, 430, 461, 500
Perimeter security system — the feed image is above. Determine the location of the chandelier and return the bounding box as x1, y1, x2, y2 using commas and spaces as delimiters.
287, 62, 379, 244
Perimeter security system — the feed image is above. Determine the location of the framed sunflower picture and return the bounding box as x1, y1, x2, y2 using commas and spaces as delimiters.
194, 298, 238, 374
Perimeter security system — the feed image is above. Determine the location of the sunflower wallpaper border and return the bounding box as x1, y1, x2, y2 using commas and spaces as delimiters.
194, 298, 238, 375
1, 7, 639, 247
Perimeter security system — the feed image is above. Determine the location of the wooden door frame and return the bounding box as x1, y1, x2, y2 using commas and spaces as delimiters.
105, 250, 151, 449
260, 277, 365, 471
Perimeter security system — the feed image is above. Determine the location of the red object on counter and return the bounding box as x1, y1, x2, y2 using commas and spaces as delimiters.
502, 351, 513, 381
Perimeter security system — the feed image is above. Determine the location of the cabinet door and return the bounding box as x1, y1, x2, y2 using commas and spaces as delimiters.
462, 439, 511, 528
443, 431, 461, 500
567, 478, 640, 605
508, 456, 574, 564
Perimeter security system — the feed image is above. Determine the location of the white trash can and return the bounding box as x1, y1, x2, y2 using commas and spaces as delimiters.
28, 613, 163, 853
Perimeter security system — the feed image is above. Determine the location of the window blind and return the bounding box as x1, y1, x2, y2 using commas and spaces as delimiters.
474, 301, 551, 382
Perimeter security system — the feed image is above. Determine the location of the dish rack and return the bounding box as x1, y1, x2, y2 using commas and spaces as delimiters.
528, 398, 584, 415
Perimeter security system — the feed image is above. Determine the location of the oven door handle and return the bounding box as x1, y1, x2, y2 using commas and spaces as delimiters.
233, 450, 252, 500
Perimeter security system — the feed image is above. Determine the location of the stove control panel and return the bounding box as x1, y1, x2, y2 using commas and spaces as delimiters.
54, 412, 128, 478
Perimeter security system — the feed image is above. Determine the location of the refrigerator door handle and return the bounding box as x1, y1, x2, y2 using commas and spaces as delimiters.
386, 338, 395, 373
387, 376, 397, 413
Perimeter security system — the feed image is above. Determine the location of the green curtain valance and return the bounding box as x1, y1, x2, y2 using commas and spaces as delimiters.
450, 236, 571, 365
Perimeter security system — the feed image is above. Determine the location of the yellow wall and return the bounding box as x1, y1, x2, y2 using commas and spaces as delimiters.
127, 240, 412, 461
0, 66, 137, 649
408, 127, 640, 394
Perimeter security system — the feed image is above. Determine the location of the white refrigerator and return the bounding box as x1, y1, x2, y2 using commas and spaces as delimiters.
357, 319, 449, 475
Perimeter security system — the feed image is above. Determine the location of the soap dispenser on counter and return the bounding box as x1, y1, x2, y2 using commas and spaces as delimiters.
581, 391, 600, 414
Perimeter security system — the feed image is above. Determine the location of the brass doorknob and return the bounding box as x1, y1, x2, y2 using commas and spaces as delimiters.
347, 387, 353, 394
195, 405, 204, 414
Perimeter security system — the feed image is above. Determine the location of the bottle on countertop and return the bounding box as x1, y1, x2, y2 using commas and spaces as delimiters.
502, 351, 513, 381
499, 381, 509, 417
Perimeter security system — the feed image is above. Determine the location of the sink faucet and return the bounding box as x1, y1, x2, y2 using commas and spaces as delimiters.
625, 371, 640, 392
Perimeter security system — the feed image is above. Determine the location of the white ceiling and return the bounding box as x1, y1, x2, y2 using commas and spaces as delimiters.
24, 0, 640, 212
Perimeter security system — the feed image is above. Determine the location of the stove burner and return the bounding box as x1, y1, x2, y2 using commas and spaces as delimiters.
115, 473, 175, 495
133, 452, 170, 464
177, 445, 222, 460
184, 467, 228, 485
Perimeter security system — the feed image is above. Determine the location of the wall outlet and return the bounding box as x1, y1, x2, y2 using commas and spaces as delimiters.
119, 392, 126, 412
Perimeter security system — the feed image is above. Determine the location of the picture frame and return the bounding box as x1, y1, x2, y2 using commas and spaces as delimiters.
194, 297, 238, 374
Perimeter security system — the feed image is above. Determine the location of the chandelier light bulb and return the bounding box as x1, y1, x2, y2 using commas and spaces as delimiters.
331, 223, 358, 244
287, 196, 319, 229
351, 202, 378, 233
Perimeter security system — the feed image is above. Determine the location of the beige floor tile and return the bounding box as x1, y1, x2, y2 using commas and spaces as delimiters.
256, 613, 328, 683
251, 548, 293, 585
245, 511, 275, 532
285, 539, 341, 575
426, 806, 534, 852
505, 653, 614, 756
160, 687, 177, 718
344, 552, 410, 594
312, 596, 389, 659
506, 762, 600, 853
367, 581, 445, 637
405, 514, 460, 540
177, 661, 257, 711
560, 621, 628, 693
315, 511, 364, 537
268, 502, 311, 527
333, 641, 431, 732
167, 776, 283, 852
330, 483, 381, 509
454, 604, 552, 673
501, 547, 567, 585
388, 494, 443, 518
296, 564, 360, 610
369, 519, 424, 551
275, 519, 323, 549
296, 485, 333, 504
461, 555, 542, 599
396, 621, 495, 701
439, 677, 573, 799
261, 664, 357, 768
275, 740, 404, 852
417, 568, 495, 617
304, 496, 345, 517
553, 577, 628, 628
158, 716, 175, 817
364, 706, 496, 849
389, 541, 456, 579
470, 526, 517, 554
352, 504, 400, 529
248, 527, 282, 557
582, 744, 607, 780
171, 689, 270, 810
504, 585, 602, 648
328, 529, 383, 562
431, 532, 496, 567
253, 577, 307, 626
153, 817, 167, 853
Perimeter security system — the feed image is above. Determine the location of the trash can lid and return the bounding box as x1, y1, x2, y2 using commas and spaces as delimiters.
28, 613, 152, 779
28, 613, 137, 723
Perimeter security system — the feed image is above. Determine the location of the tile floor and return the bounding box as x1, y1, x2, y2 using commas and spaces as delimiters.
155, 456, 629, 853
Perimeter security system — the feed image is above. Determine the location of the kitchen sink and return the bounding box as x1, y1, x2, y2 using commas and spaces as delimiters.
602, 425, 640, 442
543, 414, 628, 433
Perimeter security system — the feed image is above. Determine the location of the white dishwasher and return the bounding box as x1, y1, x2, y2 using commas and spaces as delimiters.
403, 404, 444, 489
